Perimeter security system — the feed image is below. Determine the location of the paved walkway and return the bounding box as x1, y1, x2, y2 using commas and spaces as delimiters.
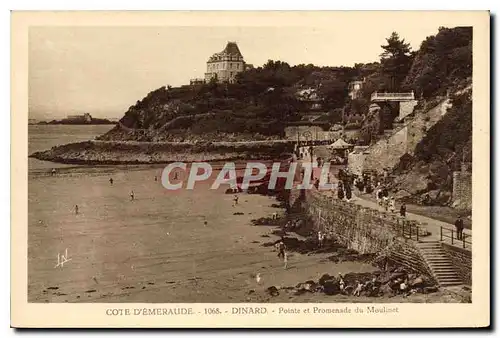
297, 155, 472, 250
351, 193, 471, 242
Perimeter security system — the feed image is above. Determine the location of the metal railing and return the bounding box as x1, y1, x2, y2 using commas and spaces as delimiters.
371, 92, 415, 101
400, 219, 421, 242
440, 226, 472, 249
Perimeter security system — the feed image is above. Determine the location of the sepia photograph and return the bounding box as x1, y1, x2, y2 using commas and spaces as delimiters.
11, 10, 490, 328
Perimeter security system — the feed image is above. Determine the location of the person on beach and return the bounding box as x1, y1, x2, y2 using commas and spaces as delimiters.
399, 279, 408, 297
455, 215, 464, 240
353, 280, 363, 297
233, 195, 239, 207
338, 273, 345, 292
130, 190, 135, 201
109, 178, 113, 185
154, 176, 158, 182
276, 239, 286, 260
74, 205, 79, 215
400, 202, 407, 217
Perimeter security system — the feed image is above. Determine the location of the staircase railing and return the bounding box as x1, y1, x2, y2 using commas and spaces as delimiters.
400, 219, 420, 242
440, 226, 472, 249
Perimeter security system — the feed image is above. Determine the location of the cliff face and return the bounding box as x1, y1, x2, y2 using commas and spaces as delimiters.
357, 27, 473, 208
389, 87, 472, 205
363, 94, 456, 172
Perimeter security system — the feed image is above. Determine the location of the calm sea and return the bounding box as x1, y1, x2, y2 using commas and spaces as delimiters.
28, 124, 115, 171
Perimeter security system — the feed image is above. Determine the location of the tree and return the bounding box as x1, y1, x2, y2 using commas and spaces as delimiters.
380, 32, 413, 91
402, 27, 472, 98
318, 78, 347, 109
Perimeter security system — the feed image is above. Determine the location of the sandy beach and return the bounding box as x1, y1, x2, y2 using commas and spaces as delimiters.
27, 164, 465, 304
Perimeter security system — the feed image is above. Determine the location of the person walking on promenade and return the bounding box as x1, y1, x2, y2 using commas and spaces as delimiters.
51, 168, 56, 176
345, 183, 352, 201
400, 202, 407, 217
283, 251, 288, 270
233, 194, 239, 207
389, 197, 396, 213
377, 189, 383, 206
337, 184, 345, 200
455, 215, 464, 240
74, 205, 79, 215
130, 190, 135, 201
109, 178, 113, 185
382, 196, 389, 212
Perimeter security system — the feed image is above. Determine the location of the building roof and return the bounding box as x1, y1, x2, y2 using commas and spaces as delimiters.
208, 42, 244, 62
222, 42, 243, 57
328, 138, 353, 149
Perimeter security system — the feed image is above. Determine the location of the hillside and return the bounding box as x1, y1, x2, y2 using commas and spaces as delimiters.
31, 26, 473, 174
380, 27, 472, 207
97, 61, 367, 142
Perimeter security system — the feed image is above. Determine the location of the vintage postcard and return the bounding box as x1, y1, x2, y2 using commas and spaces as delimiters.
11, 11, 490, 328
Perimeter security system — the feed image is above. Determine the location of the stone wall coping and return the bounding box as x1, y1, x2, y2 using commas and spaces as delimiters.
442, 242, 472, 256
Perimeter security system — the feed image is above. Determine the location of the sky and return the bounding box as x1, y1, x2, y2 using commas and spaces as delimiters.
28, 20, 467, 120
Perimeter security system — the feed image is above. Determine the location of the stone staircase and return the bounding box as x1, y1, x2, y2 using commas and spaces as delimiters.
416, 241, 463, 287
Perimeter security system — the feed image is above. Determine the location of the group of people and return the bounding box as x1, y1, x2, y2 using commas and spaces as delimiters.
296, 145, 312, 162
374, 186, 407, 217
337, 273, 410, 297
336, 180, 352, 201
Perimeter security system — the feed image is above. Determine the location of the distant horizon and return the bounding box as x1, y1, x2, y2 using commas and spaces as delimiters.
29, 21, 470, 120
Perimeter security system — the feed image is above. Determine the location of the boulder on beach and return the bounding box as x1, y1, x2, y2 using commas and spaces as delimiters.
323, 280, 340, 295
318, 274, 333, 286
266, 286, 280, 297
410, 277, 424, 287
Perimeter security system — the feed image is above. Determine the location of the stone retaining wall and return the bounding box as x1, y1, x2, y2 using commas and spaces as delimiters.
442, 243, 472, 286
452, 171, 472, 211
290, 190, 434, 277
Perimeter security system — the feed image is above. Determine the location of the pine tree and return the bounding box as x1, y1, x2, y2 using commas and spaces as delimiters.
380, 32, 413, 91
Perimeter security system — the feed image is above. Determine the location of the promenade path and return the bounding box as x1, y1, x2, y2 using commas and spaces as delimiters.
296, 154, 471, 250
350, 193, 471, 245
